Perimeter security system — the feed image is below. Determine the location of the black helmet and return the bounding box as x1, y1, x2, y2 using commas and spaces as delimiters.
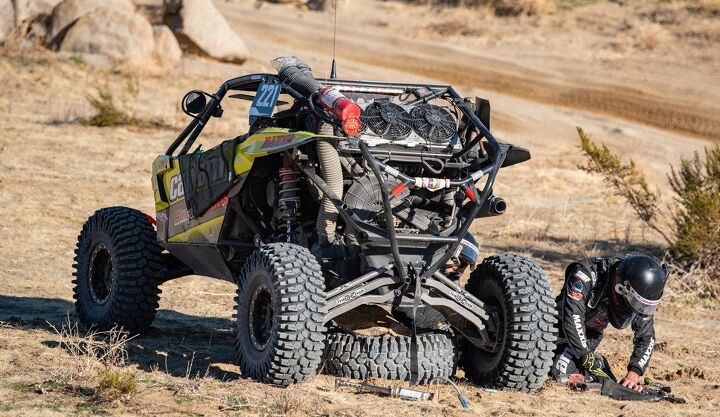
608, 255, 668, 329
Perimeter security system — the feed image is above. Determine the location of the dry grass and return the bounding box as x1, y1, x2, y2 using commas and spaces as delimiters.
0, 1, 719, 415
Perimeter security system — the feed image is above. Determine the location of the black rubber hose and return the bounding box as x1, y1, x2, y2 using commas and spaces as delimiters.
278, 63, 321, 99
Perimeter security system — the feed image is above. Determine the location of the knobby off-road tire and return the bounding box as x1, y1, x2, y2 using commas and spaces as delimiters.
73, 207, 163, 334
461, 254, 557, 393
323, 330, 458, 383
234, 243, 326, 386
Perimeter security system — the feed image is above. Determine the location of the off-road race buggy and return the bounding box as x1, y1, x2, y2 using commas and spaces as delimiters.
73, 57, 557, 392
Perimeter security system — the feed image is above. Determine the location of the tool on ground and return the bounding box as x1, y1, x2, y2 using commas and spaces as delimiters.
429, 376, 470, 410
335, 378, 434, 401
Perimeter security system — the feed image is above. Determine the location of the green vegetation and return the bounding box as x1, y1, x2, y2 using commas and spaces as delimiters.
95, 369, 138, 401
69, 55, 87, 66
578, 127, 720, 298
10, 382, 33, 393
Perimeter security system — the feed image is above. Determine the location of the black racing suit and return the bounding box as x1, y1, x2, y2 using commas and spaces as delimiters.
551, 257, 656, 381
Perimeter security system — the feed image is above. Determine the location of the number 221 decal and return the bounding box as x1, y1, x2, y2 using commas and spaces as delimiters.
249, 82, 282, 124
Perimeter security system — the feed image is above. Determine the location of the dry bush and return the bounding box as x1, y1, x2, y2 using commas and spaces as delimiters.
47, 317, 140, 402
577, 127, 670, 243
632, 21, 671, 50
688, 0, 720, 16
84, 81, 169, 129
577, 127, 720, 299
49, 318, 135, 375
390, 0, 555, 15
95, 368, 138, 402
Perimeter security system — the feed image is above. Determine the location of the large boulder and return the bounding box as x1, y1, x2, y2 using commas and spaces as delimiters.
13, 0, 62, 24
49, 0, 135, 44
164, 0, 248, 64
59, 5, 155, 62
0, 0, 13, 44
153, 24, 182, 65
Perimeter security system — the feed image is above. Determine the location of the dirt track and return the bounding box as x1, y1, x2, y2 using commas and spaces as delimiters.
219, 1, 720, 141
1, 1, 720, 416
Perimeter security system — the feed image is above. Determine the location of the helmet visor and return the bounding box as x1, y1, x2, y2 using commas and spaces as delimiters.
615, 281, 661, 317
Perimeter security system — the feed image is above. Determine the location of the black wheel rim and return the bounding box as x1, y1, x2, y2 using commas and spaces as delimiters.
88, 244, 114, 305
248, 284, 274, 351
476, 291, 506, 361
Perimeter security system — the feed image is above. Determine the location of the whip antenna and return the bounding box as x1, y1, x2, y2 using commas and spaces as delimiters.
330, 0, 338, 79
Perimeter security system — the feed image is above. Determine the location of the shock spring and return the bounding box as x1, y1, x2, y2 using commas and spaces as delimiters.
277, 167, 302, 242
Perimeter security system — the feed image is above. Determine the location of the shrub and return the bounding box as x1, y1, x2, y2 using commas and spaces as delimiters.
577, 127, 720, 298
95, 369, 137, 401
85, 83, 167, 129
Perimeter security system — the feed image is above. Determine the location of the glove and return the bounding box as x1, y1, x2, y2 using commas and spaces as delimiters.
581, 352, 610, 379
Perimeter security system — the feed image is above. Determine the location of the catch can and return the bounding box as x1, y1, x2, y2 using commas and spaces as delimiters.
317, 86, 362, 137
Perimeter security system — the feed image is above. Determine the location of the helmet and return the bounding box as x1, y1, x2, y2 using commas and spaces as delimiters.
608, 255, 668, 329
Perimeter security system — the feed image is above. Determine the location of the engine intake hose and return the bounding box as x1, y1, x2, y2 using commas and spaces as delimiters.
316, 122, 343, 245
276, 59, 322, 99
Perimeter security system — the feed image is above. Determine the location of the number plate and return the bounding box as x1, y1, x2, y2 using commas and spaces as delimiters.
249, 82, 282, 124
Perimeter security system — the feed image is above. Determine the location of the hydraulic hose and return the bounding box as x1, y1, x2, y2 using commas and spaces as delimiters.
316, 123, 343, 245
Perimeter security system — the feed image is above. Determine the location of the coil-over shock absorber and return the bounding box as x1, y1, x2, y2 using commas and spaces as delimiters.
277, 167, 302, 242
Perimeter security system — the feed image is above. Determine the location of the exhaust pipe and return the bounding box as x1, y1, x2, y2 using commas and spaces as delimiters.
476, 196, 506, 218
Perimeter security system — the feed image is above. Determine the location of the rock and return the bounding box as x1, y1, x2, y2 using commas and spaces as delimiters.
49, 0, 135, 44
0, 0, 14, 44
153, 25, 181, 64
165, 0, 248, 64
59, 5, 155, 63
13, 0, 62, 24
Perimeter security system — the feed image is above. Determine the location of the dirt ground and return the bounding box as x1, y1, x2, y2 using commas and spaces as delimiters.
1, 0, 719, 416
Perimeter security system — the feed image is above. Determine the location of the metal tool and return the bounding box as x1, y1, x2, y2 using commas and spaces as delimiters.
335, 378, 434, 401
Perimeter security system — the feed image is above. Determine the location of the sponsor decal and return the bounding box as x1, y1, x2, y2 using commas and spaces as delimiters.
260, 135, 293, 149
205, 195, 229, 213
556, 355, 570, 373
575, 270, 592, 284
568, 279, 585, 301
573, 314, 588, 348
638, 337, 655, 368
568, 289, 584, 301
335, 288, 365, 305
556, 348, 574, 373
451, 291, 474, 310
589, 310, 609, 328
169, 175, 184, 201
171, 207, 189, 226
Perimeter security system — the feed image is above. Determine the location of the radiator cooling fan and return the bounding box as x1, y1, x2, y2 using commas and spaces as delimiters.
410, 104, 456, 143
361, 101, 412, 140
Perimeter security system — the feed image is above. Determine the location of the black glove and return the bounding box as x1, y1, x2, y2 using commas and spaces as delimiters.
581, 352, 611, 379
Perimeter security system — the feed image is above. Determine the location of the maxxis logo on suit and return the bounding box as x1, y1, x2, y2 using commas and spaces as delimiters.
573, 314, 588, 348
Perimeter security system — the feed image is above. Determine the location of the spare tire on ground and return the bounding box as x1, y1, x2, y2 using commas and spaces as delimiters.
323, 330, 457, 384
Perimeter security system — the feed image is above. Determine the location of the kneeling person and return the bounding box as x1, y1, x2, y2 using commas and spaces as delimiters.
552, 255, 667, 391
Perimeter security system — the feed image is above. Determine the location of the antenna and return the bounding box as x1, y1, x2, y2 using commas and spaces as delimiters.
330, 0, 338, 79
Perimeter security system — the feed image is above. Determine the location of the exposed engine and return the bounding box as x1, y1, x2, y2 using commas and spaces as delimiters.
337, 93, 467, 177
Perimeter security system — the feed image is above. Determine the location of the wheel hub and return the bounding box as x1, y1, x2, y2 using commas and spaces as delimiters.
248, 284, 274, 351
88, 244, 114, 305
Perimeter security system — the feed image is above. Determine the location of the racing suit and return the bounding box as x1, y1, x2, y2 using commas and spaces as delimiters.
551, 257, 657, 381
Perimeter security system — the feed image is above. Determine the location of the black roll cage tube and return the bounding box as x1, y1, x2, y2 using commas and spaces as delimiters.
165, 73, 507, 280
